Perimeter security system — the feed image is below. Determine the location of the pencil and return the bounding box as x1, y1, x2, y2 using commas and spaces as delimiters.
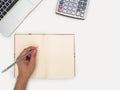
1, 50, 33, 73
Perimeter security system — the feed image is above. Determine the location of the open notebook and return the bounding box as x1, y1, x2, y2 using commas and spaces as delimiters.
14, 34, 75, 79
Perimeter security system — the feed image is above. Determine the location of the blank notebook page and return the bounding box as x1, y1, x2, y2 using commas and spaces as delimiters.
14, 34, 75, 79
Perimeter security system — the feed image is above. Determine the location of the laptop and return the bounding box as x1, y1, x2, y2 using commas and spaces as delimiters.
0, 0, 42, 37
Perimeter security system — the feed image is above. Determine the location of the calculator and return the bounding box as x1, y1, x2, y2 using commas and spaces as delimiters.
56, 0, 90, 20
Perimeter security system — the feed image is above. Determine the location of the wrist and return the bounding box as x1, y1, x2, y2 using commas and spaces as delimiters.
17, 75, 29, 84
14, 76, 29, 90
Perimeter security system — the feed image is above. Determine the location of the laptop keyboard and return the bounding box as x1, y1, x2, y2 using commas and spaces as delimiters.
0, 0, 18, 21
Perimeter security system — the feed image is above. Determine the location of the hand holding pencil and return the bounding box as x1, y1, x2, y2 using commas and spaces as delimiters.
14, 46, 37, 90
17, 46, 37, 80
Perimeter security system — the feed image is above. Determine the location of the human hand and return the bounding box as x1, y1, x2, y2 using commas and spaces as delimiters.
17, 46, 37, 81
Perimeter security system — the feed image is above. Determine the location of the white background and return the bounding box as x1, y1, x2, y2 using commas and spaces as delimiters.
0, 0, 120, 90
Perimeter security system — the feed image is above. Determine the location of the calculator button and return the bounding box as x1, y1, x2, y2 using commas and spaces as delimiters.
58, 4, 63, 12
60, 1, 63, 4
59, 5, 63, 9
72, 8, 76, 11
60, 0, 64, 4
63, 9, 67, 13
77, 8, 80, 11
77, 5, 81, 9
67, 10, 72, 14
81, 10, 85, 13
72, 12, 75, 15
68, 3, 73, 7
73, 3, 77, 7
80, 14, 84, 17
65, 0, 69, 2
82, 6, 86, 10
76, 12, 80, 16
83, 2, 87, 6
84, 0, 87, 2
70, 0, 73, 2
73, 0, 78, 3
64, 2, 69, 6
63, 6, 67, 9
68, 7, 72, 10
78, 1, 83, 5
58, 9, 62, 12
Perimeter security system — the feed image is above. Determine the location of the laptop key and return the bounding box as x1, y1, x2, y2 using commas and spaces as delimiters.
1, 2, 5, 5
6, 0, 19, 12
3, 11, 7, 16
3, 6, 7, 9
0, 0, 19, 21
6, 3, 9, 6
0, 4, 2, 8
0, 15, 3, 18
0, 9, 4, 12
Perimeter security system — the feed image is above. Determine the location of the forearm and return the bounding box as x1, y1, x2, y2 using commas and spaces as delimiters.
14, 76, 29, 90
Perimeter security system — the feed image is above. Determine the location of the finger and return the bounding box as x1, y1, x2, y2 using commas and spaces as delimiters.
17, 46, 37, 64
19, 46, 37, 56
30, 48, 37, 65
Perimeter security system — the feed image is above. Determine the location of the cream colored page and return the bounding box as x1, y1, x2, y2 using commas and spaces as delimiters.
45, 35, 75, 79
15, 35, 48, 78
15, 34, 75, 79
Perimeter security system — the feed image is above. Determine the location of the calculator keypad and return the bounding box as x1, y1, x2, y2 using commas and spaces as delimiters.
56, 0, 89, 19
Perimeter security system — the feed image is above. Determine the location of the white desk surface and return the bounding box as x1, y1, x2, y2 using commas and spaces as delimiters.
0, 0, 120, 90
